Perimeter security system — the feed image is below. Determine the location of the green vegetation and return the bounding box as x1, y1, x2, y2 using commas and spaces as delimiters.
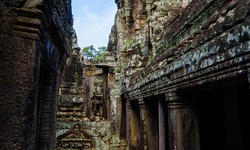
149, 56, 155, 64
82, 45, 106, 60
121, 62, 128, 72
124, 40, 133, 51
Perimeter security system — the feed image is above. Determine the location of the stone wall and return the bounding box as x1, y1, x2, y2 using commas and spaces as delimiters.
0, 0, 73, 149
118, 0, 250, 99
56, 37, 126, 149
110, 0, 250, 149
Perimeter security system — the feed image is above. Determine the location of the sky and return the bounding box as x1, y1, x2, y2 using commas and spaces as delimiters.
72, 0, 117, 50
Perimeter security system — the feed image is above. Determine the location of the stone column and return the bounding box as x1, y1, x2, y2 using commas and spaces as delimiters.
127, 100, 140, 149
0, 7, 41, 150
158, 98, 165, 150
84, 66, 95, 118
103, 67, 110, 120
138, 98, 147, 150
126, 99, 130, 146
166, 92, 200, 150
139, 97, 159, 150
111, 95, 122, 135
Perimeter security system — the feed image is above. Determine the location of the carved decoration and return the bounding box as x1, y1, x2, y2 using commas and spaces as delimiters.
57, 124, 92, 149
0, 8, 17, 33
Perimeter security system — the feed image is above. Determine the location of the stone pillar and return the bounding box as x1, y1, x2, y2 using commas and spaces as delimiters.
158, 98, 165, 150
127, 100, 140, 149
138, 98, 147, 150
0, 1, 72, 149
110, 90, 121, 135
84, 66, 95, 118
0, 7, 41, 150
103, 67, 110, 120
166, 92, 200, 150
126, 97, 130, 147
139, 98, 158, 150
115, 96, 122, 134
0, 37, 38, 149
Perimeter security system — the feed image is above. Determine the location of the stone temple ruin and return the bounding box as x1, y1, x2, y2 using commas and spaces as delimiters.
1, 0, 250, 150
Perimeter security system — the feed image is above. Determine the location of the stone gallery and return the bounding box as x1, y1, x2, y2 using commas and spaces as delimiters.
0, 0, 250, 150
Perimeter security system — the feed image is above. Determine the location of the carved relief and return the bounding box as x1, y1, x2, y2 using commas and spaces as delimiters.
0, 8, 17, 33
57, 124, 92, 149
56, 122, 112, 150
55, 0, 73, 36
0, 35, 38, 149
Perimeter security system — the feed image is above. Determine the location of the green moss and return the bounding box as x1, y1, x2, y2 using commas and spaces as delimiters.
124, 40, 133, 51
121, 62, 128, 72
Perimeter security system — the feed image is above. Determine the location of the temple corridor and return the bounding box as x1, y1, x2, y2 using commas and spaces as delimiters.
1, 0, 250, 149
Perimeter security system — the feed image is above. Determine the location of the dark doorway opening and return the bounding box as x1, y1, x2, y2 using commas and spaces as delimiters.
36, 61, 49, 149
196, 82, 250, 150
129, 100, 140, 150
120, 94, 126, 139
144, 97, 159, 150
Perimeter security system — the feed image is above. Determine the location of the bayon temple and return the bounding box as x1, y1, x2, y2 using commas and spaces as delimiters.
0, 0, 250, 149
